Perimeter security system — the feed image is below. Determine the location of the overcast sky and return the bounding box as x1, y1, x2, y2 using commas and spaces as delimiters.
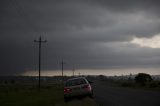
0, 0, 160, 76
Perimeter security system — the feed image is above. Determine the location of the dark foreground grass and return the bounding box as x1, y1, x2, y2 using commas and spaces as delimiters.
0, 85, 64, 106
0, 85, 97, 106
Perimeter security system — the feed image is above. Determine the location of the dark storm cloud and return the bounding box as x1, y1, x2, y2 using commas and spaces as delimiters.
91, 0, 160, 14
0, 0, 160, 75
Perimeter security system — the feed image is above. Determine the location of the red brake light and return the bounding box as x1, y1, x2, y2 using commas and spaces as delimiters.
64, 88, 72, 93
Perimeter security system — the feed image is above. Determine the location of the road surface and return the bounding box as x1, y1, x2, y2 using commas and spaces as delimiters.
93, 81, 160, 106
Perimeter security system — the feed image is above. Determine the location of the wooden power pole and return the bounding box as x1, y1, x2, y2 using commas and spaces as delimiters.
60, 60, 65, 82
34, 36, 47, 88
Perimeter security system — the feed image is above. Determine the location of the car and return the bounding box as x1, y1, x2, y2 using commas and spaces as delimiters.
64, 77, 93, 101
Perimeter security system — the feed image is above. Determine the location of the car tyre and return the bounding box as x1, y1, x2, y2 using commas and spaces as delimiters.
89, 91, 94, 98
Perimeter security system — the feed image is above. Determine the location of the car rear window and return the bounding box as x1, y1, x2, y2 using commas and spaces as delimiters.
65, 78, 87, 87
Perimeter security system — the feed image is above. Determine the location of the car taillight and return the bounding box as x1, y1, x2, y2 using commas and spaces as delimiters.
64, 88, 72, 93
82, 85, 91, 90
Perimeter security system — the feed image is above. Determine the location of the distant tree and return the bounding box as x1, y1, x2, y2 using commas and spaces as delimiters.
134, 73, 152, 85
98, 75, 106, 81
10, 79, 15, 84
4, 80, 8, 85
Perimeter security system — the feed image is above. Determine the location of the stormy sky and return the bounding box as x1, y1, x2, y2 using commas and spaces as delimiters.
0, 0, 160, 76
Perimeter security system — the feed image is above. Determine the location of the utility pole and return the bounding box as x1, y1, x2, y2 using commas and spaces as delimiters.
72, 68, 75, 77
60, 60, 65, 82
34, 36, 47, 88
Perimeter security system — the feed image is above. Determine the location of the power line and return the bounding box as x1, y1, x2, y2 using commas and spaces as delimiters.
34, 36, 47, 88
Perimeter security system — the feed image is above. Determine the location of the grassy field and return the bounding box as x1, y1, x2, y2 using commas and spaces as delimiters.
0, 85, 97, 106
97, 79, 160, 91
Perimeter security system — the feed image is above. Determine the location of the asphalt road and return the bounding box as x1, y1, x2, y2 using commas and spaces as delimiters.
93, 81, 160, 106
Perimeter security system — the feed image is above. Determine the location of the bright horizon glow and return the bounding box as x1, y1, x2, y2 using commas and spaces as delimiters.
130, 34, 160, 48
20, 67, 160, 76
